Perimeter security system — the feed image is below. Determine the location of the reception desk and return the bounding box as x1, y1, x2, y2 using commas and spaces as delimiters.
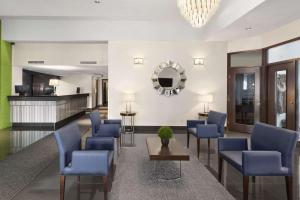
7, 94, 89, 130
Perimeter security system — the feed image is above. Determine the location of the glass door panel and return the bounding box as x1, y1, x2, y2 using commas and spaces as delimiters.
228, 67, 260, 133
235, 73, 255, 125
268, 62, 295, 130
275, 70, 287, 128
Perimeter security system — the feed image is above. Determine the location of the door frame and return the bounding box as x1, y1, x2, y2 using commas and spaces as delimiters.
227, 67, 260, 133
267, 60, 296, 130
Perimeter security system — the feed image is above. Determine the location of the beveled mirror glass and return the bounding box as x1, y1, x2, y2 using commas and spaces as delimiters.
151, 61, 187, 96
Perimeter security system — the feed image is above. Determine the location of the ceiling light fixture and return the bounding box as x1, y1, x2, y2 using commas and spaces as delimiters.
245, 27, 253, 31
94, 0, 103, 4
177, 0, 220, 28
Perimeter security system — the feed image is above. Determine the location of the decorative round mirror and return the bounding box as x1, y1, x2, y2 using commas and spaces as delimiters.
151, 61, 187, 96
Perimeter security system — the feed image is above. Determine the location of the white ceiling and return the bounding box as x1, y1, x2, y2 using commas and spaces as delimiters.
2, 0, 300, 75
0, 0, 183, 20
207, 0, 300, 41
23, 65, 108, 76
1, 0, 300, 41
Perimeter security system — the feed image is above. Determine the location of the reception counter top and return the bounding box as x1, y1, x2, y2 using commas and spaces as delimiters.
8, 94, 89, 130
8, 93, 89, 101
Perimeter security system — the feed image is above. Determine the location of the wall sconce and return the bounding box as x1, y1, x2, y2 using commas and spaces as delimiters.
133, 57, 144, 65
194, 58, 204, 66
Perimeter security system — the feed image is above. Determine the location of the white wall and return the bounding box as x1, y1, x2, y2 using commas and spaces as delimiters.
11, 66, 94, 108
11, 66, 23, 95
108, 41, 227, 126
56, 74, 93, 108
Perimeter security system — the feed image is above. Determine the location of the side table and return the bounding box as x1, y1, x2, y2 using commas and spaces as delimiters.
120, 112, 136, 146
198, 112, 209, 122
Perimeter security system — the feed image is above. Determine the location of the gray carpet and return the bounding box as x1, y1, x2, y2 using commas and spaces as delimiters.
0, 123, 89, 200
110, 135, 235, 200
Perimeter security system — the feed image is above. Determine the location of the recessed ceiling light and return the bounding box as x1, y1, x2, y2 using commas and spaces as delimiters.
94, 0, 103, 3
245, 27, 253, 31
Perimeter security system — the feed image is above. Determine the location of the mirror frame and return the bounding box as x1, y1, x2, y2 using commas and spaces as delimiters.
151, 61, 187, 96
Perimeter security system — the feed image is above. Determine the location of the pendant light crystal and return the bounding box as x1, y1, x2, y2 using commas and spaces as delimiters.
177, 0, 220, 28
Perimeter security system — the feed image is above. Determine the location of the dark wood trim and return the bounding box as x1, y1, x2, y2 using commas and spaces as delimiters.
266, 36, 300, 49
102, 79, 108, 106
260, 48, 268, 123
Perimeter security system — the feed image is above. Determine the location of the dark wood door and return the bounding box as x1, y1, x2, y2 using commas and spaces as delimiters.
95, 79, 99, 107
228, 67, 260, 133
267, 61, 296, 130
102, 79, 108, 106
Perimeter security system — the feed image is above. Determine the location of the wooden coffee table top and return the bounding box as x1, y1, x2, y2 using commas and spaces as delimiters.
146, 137, 190, 161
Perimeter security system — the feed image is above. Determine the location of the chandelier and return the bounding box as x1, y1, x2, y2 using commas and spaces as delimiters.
177, 0, 220, 28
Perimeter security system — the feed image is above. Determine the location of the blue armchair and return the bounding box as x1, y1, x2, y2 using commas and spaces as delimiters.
89, 111, 122, 152
187, 111, 227, 159
218, 122, 299, 200
54, 123, 115, 200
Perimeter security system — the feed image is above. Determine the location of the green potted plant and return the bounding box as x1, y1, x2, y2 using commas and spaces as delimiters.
158, 126, 173, 147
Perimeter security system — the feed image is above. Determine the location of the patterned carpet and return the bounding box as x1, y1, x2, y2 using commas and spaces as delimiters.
110, 135, 235, 200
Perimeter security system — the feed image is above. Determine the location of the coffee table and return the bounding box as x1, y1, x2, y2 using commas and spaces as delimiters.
146, 137, 190, 180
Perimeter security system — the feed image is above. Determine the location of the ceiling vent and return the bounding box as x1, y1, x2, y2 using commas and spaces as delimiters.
28, 61, 45, 64
80, 61, 97, 65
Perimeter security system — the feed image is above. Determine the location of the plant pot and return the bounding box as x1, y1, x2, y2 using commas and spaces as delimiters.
161, 138, 169, 147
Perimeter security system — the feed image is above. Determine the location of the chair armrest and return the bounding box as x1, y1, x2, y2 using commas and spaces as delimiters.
218, 138, 248, 151
104, 119, 121, 125
242, 151, 283, 176
94, 124, 120, 138
196, 124, 218, 138
71, 150, 111, 175
86, 137, 114, 151
187, 120, 205, 128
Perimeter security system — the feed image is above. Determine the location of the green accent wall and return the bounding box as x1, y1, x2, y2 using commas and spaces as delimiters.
0, 21, 12, 129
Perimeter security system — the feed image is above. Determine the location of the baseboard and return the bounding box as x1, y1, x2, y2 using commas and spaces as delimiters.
134, 126, 186, 134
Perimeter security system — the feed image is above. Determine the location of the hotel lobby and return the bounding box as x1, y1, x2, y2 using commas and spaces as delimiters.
1, 0, 300, 200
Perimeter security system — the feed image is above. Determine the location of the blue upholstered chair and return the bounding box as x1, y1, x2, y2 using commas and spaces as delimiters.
54, 123, 115, 200
218, 122, 299, 200
187, 111, 227, 159
89, 111, 122, 151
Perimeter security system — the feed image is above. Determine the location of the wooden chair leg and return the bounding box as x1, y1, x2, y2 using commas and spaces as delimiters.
285, 176, 293, 200
243, 176, 249, 200
60, 175, 65, 200
103, 176, 109, 200
187, 130, 190, 148
197, 138, 200, 159
218, 156, 223, 183
207, 138, 211, 166
117, 138, 120, 156
119, 134, 122, 148
77, 176, 80, 199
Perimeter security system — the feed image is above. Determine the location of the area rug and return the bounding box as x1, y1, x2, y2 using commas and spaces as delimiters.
110, 135, 235, 200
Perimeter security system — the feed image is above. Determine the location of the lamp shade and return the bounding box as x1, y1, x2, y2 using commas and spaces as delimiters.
199, 94, 213, 103
123, 93, 135, 102
49, 79, 59, 86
